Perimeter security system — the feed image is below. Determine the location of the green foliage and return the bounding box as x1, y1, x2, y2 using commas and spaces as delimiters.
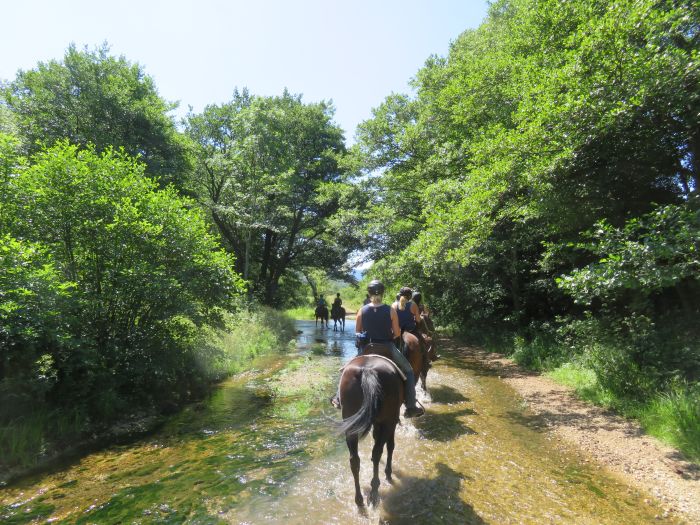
1, 141, 244, 421
357, 0, 698, 325
2, 44, 191, 187
186, 90, 357, 304
557, 203, 700, 304
0, 235, 73, 419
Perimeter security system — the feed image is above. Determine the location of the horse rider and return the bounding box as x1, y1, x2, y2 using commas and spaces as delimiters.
332, 293, 342, 310
331, 279, 424, 418
395, 287, 430, 371
411, 290, 434, 336
317, 294, 327, 308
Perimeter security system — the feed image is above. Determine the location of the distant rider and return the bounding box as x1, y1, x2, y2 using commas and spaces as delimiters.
411, 290, 434, 336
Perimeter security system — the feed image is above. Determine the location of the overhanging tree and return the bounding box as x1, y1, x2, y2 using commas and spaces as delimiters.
187, 90, 356, 304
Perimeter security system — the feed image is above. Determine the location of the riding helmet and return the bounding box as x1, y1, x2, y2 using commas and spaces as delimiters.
367, 279, 385, 295
399, 286, 413, 299
412, 291, 422, 304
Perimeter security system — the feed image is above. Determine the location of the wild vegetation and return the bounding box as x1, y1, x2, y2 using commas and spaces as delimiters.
353, 0, 699, 459
1, 0, 698, 470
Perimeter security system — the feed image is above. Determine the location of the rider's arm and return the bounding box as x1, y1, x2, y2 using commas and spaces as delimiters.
411, 302, 421, 325
355, 308, 363, 333
390, 308, 400, 338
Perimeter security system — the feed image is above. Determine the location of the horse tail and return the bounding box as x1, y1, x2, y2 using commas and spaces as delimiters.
338, 368, 382, 438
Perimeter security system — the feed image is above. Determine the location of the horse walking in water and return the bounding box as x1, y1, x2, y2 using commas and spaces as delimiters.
338, 350, 403, 507
331, 305, 346, 332
315, 305, 329, 328
402, 331, 432, 393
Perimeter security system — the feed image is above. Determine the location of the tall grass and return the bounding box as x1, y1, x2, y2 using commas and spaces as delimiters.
545, 362, 700, 462
284, 306, 316, 320
196, 306, 297, 381
637, 384, 700, 460
0, 409, 85, 472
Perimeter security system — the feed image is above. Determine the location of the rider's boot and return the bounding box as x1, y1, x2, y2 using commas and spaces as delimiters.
402, 371, 424, 418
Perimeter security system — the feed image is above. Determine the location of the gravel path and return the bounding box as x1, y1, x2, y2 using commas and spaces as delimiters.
454, 342, 700, 523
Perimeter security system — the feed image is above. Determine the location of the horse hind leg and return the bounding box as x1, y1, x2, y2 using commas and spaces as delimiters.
385, 423, 396, 482
369, 423, 386, 506
347, 434, 363, 506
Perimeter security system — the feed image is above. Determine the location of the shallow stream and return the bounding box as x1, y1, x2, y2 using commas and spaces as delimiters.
0, 320, 678, 524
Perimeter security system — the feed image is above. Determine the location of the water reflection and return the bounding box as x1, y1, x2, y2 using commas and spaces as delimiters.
295, 319, 358, 363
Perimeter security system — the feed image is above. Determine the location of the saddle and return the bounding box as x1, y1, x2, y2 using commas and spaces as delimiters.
340, 343, 406, 381
338, 340, 406, 379
362, 342, 393, 359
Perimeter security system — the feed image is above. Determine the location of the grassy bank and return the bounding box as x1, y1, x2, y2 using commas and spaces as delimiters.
0, 307, 296, 476
545, 362, 700, 461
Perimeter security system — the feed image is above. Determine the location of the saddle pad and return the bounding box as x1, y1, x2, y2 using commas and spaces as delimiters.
340, 354, 406, 381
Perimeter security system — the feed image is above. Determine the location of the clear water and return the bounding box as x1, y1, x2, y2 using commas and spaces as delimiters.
0, 320, 678, 524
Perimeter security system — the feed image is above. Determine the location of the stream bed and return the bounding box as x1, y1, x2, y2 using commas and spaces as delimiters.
0, 320, 678, 524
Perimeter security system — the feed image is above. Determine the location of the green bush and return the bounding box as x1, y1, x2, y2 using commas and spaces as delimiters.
2, 142, 245, 419
0, 235, 74, 420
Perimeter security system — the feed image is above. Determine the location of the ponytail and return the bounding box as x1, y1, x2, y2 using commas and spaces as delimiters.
398, 296, 407, 311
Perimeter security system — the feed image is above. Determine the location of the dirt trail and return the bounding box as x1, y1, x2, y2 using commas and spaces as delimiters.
451, 338, 700, 523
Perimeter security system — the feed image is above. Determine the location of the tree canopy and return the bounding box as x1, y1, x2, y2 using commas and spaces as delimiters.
2, 44, 191, 187
186, 90, 359, 304
355, 0, 699, 394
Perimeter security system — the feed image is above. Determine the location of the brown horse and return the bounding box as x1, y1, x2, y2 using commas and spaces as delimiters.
338, 351, 403, 507
331, 305, 346, 332
315, 305, 329, 328
402, 331, 431, 392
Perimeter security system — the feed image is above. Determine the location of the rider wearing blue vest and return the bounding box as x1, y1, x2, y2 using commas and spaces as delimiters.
330, 279, 424, 418
395, 286, 430, 371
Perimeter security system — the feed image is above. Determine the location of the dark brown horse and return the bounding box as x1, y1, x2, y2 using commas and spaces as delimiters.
331, 305, 346, 332
315, 305, 329, 328
338, 351, 403, 506
402, 331, 430, 392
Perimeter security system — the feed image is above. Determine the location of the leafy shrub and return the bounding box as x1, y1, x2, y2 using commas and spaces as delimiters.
0, 236, 73, 420
2, 142, 245, 418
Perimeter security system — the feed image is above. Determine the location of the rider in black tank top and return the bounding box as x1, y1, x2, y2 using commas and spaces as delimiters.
360, 303, 393, 342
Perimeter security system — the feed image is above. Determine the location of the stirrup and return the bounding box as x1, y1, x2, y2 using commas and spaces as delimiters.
330, 395, 341, 409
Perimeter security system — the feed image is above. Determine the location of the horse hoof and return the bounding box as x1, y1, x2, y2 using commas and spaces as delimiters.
355, 495, 364, 507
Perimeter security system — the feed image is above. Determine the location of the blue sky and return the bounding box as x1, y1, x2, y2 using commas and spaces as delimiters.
1, 0, 489, 143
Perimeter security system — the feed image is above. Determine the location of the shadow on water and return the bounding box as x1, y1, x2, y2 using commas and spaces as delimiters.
428, 384, 470, 404
381, 463, 485, 524
413, 408, 477, 442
